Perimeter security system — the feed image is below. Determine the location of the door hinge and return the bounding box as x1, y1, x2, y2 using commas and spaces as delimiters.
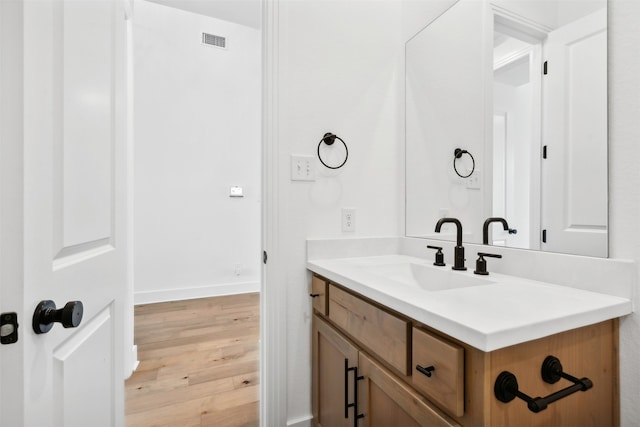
543, 61, 548, 75
542, 229, 547, 243
543, 145, 548, 159
263, 250, 268, 264
0, 312, 19, 344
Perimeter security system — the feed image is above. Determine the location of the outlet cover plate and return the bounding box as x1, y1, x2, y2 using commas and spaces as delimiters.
342, 208, 356, 232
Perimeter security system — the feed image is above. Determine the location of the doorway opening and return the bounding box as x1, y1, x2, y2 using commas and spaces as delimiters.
492, 24, 541, 250
125, 0, 262, 424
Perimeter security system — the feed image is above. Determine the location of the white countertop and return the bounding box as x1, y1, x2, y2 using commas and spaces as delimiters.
307, 254, 633, 352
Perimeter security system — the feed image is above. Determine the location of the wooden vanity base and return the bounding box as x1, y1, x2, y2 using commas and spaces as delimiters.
311, 275, 619, 427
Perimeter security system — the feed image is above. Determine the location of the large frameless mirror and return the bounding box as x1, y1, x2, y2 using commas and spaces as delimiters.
405, 0, 607, 257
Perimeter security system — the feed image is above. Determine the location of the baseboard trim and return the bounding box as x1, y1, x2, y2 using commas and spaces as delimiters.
287, 415, 312, 427
125, 344, 139, 379
134, 281, 260, 305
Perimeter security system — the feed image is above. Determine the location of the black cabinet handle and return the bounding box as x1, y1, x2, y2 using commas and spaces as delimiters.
310, 293, 320, 298
494, 355, 592, 413
344, 358, 365, 425
344, 359, 351, 418
416, 364, 435, 377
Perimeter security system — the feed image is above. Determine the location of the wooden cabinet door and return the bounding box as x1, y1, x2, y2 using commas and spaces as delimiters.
312, 315, 359, 427
358, 352, 460, 427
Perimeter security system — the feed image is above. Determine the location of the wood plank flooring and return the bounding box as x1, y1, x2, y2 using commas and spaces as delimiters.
125, 293, 260, 427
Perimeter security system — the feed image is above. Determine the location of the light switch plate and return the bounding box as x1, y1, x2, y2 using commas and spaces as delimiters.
466, 172, 481, 190
291, 155, 316, 181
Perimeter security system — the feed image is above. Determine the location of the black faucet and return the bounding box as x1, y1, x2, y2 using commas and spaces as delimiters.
483, 217, 510, 245
434, 218, 466, 271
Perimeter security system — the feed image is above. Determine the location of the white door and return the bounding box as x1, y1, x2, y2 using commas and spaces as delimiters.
541, 8, 607, 257
0, 0, 130, 425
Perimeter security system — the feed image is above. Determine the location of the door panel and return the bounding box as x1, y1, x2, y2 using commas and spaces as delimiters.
56, 0, 114, 254
53, 305, 114, 427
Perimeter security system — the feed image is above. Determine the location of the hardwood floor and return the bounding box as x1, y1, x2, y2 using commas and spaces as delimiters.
125, 293, 260, 427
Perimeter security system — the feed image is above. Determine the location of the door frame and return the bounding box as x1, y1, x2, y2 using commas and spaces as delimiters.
491, 3, 546, 251
0, 1, 25, 425
260, 0, 288, 425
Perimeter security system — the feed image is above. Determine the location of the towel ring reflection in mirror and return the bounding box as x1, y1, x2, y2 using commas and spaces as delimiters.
453, 148, 475, 178
317, 132, 349, 169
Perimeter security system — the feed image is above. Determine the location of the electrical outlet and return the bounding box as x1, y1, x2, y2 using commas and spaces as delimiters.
290, 155, 315, 181
234, 263, 242, 276
342, 208, 355, 232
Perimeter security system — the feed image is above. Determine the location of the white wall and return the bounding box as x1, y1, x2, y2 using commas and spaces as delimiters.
405, 0, 489, 242
133, 0, 261, 304
608, 1, 640, 425
273, 0, 403, 423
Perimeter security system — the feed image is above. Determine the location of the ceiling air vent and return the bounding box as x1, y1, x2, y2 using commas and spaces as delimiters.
202, 32, 227, 49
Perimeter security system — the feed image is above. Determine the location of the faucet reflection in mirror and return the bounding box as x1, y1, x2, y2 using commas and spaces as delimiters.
483, 217, 513, 245
405, 0, 608, 258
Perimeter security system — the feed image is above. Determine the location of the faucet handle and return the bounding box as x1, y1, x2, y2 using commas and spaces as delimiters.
427, 245, 446, 267
474, 252, 502, 276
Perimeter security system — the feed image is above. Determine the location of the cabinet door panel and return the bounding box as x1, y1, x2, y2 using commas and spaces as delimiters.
358, 352, 460, 427
313, 315, 358, 427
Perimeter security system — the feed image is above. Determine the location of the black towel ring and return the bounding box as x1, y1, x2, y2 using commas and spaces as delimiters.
317, 132, 349, 169
453, 148, 475, 178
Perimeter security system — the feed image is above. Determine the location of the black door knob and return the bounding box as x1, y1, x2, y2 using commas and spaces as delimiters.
32, 300, 84, 334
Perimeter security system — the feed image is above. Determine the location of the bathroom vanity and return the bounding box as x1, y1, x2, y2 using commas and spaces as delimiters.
308, 254, 631, 427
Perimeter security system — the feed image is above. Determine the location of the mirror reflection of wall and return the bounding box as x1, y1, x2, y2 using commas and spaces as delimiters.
405, 0, 487, 242
405, 0, 608, 257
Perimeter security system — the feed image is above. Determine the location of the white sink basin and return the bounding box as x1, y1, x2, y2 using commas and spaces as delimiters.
367, 262, 494, 291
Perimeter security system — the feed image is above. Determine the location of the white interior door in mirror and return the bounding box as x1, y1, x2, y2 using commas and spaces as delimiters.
405, 0, 491, 241
541, 8, 607, 257
21, 0, 128, 425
